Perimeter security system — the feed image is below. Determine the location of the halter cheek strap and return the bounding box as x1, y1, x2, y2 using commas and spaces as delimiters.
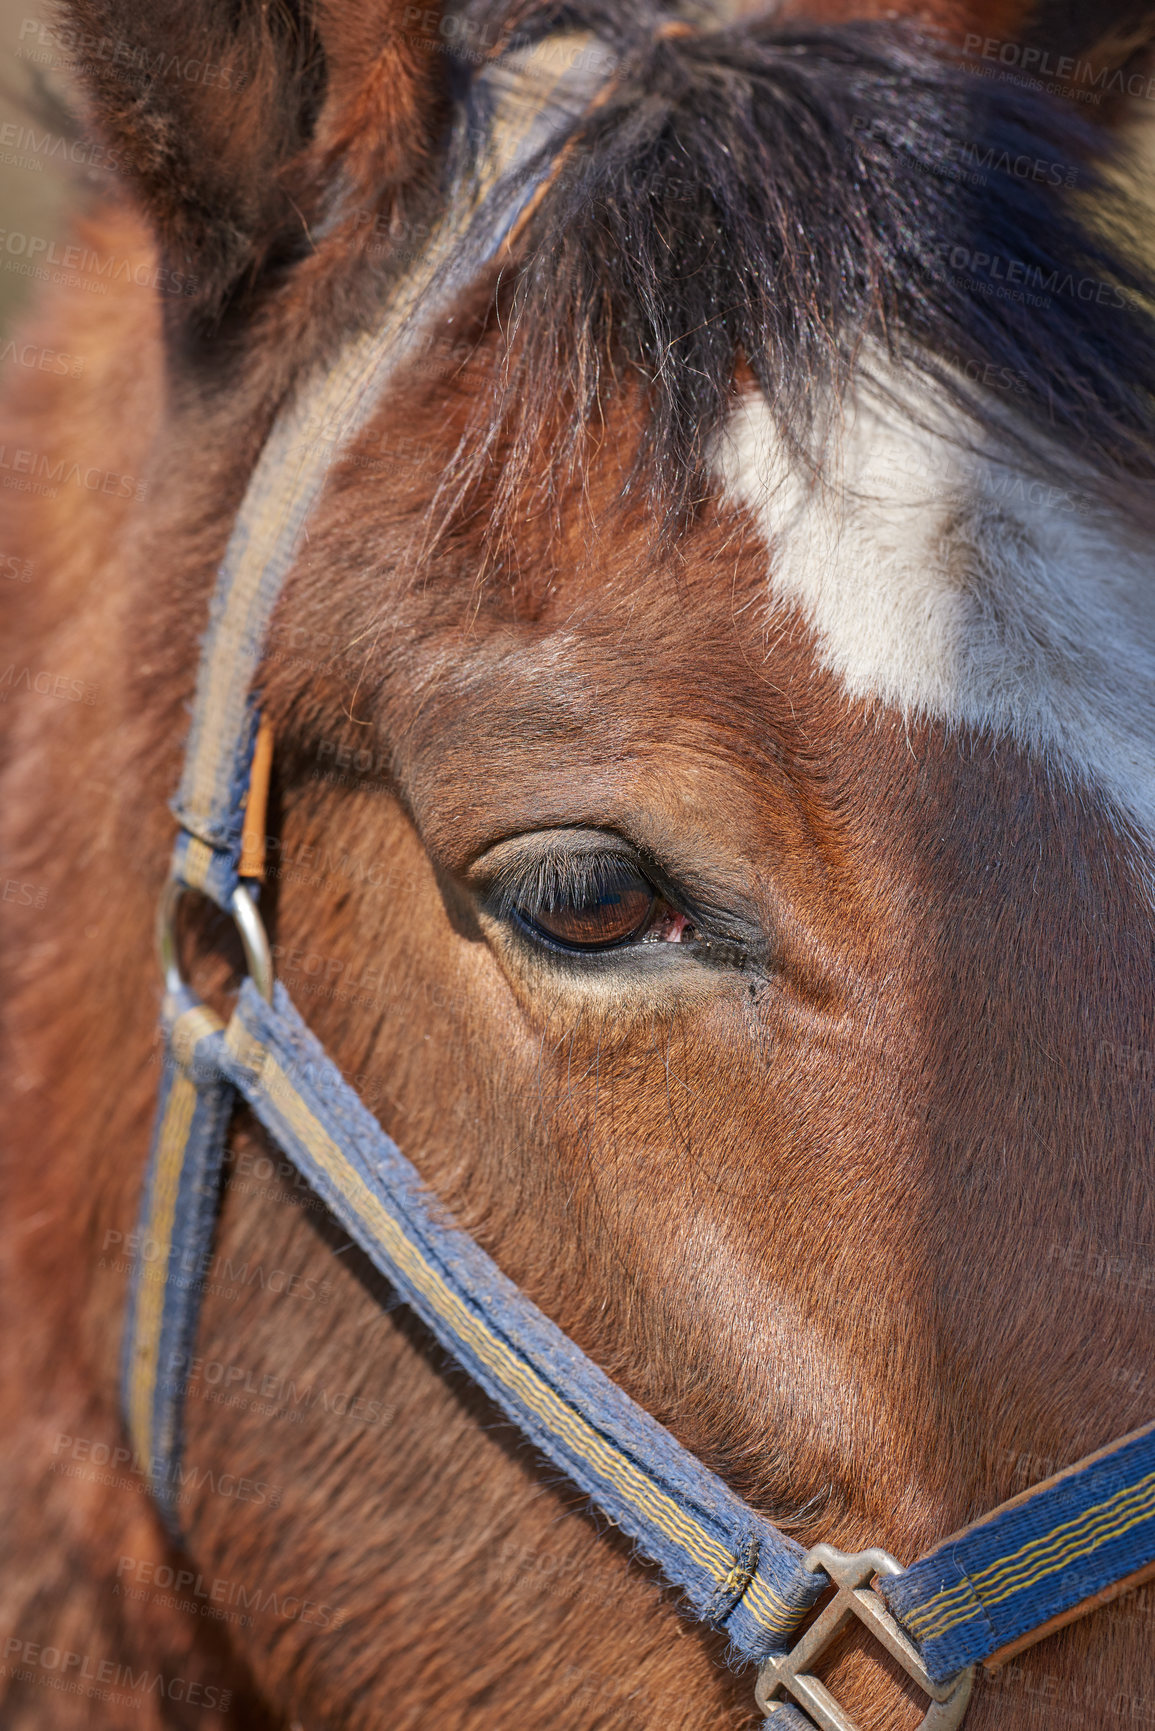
121, 30, 1155, 1730
123, 22, 828, 1667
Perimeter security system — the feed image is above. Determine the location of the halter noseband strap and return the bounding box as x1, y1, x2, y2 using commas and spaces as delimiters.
122, 31, 1155, 1731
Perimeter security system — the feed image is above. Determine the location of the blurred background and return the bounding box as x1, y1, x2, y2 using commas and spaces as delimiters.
0, 0, 95, 337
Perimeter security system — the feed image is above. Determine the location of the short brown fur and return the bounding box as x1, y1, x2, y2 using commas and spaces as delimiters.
1, 2, 1153, 1727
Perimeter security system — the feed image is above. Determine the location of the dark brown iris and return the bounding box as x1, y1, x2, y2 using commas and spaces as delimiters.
528, 872, 655, 950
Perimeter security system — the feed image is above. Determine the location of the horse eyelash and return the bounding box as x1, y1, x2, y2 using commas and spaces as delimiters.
485, 848, 652, 924
483, 847, 759, 972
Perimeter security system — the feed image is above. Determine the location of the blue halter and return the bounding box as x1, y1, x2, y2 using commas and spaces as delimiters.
121, 31, 1155, 1730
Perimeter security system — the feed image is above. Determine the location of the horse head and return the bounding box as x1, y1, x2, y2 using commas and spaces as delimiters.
1, 1, 1153, 1726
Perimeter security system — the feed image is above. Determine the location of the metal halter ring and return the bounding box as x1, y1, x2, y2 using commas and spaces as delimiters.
157, 873, 275, 1005
755, 1545, 974, 1731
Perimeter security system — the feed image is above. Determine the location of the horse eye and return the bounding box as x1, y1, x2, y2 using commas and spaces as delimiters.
521, 865, 656, 951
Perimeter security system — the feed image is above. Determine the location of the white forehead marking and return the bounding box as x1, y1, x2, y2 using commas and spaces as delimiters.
716, 381, 1155, 857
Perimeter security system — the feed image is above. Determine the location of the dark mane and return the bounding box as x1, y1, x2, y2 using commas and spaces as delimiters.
439, 6, 1155, 538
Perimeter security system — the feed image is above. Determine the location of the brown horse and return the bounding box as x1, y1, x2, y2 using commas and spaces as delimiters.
1, 0, 1153, 1725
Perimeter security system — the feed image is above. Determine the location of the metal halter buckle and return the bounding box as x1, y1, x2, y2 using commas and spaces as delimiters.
157, 874, 275, 1005
755, 1546, 974, 1731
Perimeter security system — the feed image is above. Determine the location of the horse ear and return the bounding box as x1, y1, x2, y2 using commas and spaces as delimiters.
57, 1, 446, 317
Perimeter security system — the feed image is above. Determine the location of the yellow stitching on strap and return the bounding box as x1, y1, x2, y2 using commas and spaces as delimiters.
128, 1070, 197, 1467
971, 1477, 1155, 1601
743, 1570, 804, 1632
901, 1580, 977, 1637
908, 1473, 1155, 1641
254, 1047, 802, 1631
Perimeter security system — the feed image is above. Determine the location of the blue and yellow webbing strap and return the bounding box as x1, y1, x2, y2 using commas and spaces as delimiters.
121, 990, 237, 1500
879, 1422, 1155, 1681
144, 983, 828, 1658
126, 21, 625, 1541
124, 24, 829, 1667
126, 967, 1155, 1681
122, 19, 1155, 1699
169, 33, 618, 915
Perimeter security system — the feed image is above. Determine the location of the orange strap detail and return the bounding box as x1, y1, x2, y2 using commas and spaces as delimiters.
238, 717, 274, 882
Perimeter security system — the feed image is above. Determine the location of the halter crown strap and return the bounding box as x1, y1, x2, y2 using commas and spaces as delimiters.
123, 26, 1155, 1720
168, 33, 617, 912
123, 26, 827, 1668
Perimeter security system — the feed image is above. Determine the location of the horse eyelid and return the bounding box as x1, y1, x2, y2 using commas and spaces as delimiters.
472, 831, 762, 972
483, 849, 653, 925
481, 850, 759, 970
